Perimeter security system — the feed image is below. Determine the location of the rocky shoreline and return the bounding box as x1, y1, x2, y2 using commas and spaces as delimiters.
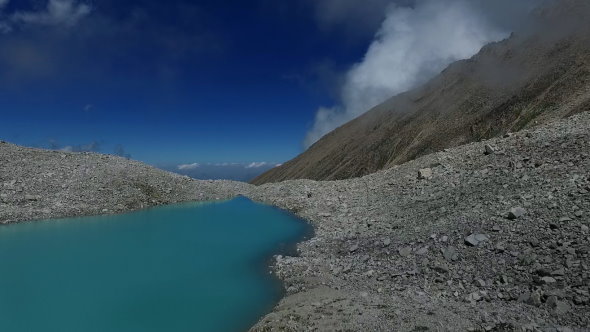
1, 112, 589, 331
247, 112, 590, 331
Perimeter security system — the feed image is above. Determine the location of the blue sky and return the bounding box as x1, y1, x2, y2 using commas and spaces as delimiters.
0, 0, 390, 165
0, 0, 541, 179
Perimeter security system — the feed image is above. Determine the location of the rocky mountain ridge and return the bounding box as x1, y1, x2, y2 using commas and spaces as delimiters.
248, 111, 590, 331
252, 0, 590, 185
0, 141, 251, 224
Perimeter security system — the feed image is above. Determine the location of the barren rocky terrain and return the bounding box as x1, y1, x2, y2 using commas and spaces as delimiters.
1, 112, 589, 331
0, 143, 250, 224
248, 111, 590, 331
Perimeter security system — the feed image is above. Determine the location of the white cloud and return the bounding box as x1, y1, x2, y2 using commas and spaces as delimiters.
175, 162, 280, 170
213, 162, 240, 167
245, 162, 269, 169
1, 0, 91, 32
178, 163, 200, 170
244, 162, 283, 168
304, 0, 541, 147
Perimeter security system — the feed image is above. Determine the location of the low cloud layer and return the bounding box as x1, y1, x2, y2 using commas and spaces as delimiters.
304, 0, 545, 148
246, 162, 271, 169
178, 163, 200, 171
165, 162, 282, 182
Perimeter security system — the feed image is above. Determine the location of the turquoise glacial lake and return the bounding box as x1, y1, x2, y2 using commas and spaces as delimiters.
0, 197, 311, 332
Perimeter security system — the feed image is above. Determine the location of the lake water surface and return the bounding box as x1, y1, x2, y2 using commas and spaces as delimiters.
0, 197, 311, 332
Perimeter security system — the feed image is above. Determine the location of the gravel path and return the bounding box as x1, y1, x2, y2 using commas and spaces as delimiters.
1, 112, 589, 331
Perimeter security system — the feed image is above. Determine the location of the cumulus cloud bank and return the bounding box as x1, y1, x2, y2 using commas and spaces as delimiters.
304, 0, 543, 148
0, 0, 91, 32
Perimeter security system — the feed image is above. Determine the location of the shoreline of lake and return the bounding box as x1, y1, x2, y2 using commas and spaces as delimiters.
2, 112, 589, 331
0, 197, 312, 332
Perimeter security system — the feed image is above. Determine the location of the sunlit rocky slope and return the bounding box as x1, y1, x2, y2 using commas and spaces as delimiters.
249, 111, 590, 331
252, 0, 590, 185
0, 141, 250, 224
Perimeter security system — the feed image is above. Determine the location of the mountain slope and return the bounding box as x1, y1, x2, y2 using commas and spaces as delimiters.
0, 142, 251, 224
249, 110, 590, 332
253, 0, 590, 185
